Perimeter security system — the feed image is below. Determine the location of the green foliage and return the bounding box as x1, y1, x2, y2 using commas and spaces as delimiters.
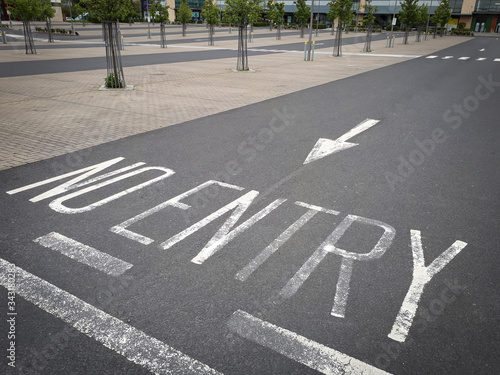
327, 0, 354, 26
177, 0, 193, 24
398, 0, 419, 28
266, 0, 276, 23
224, 0, 261, 27
80, 0, 133, 22
201, 0, 220, 25
293, 0, 310, 25
362, 0, 377, 27
150, 0, 170, 24
7, 0, 55, 21
248, 0, 263, 24
275, 2, 285, 26
104, 73, 124, 88
416, 4, 428, 26
432, 0, 451, 27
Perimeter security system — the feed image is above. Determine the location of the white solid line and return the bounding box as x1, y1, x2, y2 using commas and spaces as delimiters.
228, 310, 392, 375
0, 258, 222, 375
426, 55, 438, 59
476, 57, 487, 61
34, 232, 132, 276
458, 57, 470, 60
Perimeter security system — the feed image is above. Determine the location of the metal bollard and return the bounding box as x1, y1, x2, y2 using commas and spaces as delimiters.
121, 35, 124, 50
2, 31, 6, 44
304, 41, 307, 61
312, 41, 315, 61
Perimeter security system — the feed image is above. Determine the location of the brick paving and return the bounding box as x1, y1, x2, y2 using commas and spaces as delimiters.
0, 22, 472, 170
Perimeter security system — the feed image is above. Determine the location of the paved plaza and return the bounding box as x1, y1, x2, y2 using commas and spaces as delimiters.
0, 22, 472, 170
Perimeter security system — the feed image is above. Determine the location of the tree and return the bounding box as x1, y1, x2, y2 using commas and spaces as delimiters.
39, 0, 56, 43
415, 4, 428, 42
398, 0, 419, 44
293, 0, 310, 38
432, 0, 451, 37
361, 0, 377, 52
275, 1, 284, 40
248, 0, 262, 34
177, 0, 192, 37
7, 0, 54, 53
266, 0, 276, 31
150, 0, 170, 47
82, 0, 133, 88
224, 0, 260, 71
201, 0, 219, 46
328, 0, 354, 56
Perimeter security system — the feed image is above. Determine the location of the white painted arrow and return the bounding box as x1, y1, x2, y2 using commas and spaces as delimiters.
303, 118, 380, 164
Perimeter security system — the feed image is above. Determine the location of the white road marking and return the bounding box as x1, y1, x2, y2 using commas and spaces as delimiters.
458, 57, 470, 60
0, 258, 222, 375
33, 232, 132, 276
476, 57, 487, 61
190, 196, 287, 265
278, 215, 395, 318
304, 118, 380, 165
228, 310, 392, 375
426, 55, 438, 59
111, 180, 243, 245
441, 56, 454, 59
49, 166, 175, 214
6, 157, 128, 202
294, 201, 340, 215
479, 48, 485, 51
494, 58, 500, 62
388, 230, 467, 343
236, 201, 340, 281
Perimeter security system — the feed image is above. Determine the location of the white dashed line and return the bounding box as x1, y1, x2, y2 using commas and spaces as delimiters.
458, 57, 470, 60
441, 56, 454, 59
494, 58, 500, 62
426, 55, 438, 59
0, 258, 222, 375
476, 57, 487, 61
34, 232, 132, 276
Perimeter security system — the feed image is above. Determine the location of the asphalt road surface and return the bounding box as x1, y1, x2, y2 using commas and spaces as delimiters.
1, 37, 499, 375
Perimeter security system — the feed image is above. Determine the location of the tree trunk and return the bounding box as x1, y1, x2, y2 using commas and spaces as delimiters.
333, 23, 343, 56
23, 21, 36, 54
276, 21, 281, 40
160, 23, 166, 48
237, 24, 249, 71
46, 18, 53, 43
300, 24, 304, 38
269, 20, 273, 31
103, 21, 126, 88
363, 27, 372, 52
208, 24, 214, 46
403, 25, 409, 44
182, 23, 187, 37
